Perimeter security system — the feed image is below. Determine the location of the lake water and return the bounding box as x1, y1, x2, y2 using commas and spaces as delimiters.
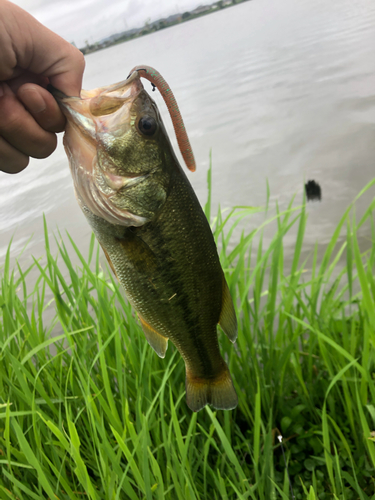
1, 0, 375, 270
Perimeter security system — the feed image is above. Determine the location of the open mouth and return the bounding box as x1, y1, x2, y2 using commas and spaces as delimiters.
50, 73, 151, 227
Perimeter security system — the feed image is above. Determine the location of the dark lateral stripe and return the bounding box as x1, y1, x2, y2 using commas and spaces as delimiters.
138, 222, 215, 377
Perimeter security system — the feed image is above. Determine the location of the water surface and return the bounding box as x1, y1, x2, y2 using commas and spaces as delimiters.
1, 0, 375, 268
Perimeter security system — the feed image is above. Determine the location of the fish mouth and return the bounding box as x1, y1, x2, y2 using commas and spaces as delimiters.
52, 72, 151, 226
50, 70, 142, 145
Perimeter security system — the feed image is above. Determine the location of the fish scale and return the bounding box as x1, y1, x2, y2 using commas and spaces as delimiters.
53, 67, 238, 412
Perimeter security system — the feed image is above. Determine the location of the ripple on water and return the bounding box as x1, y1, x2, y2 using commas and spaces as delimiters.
1, 0, 375, 269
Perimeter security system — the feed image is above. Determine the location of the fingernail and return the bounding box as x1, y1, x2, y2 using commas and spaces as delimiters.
20, 88, 47, 114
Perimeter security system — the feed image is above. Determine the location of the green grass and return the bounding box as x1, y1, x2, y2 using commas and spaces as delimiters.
1, 173, 375, 499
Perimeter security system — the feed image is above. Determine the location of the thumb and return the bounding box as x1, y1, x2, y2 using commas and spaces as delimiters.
44, 42, 86, 97
4, 2, 85, 96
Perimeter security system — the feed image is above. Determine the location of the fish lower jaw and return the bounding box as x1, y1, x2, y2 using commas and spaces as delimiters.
76, 185, 150, 227
93, 202, 150, 227
102, 171, 150, 191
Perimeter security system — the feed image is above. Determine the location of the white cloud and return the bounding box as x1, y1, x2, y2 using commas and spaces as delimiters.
10, 0, 207, 47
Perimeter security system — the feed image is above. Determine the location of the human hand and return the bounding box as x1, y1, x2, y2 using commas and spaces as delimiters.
0, 0, 85, 174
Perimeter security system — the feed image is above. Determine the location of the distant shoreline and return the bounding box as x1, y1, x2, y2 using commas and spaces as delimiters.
79, 0, 251, 55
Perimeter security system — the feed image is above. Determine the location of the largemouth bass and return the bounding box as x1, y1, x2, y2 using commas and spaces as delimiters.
53, 66, 238, 411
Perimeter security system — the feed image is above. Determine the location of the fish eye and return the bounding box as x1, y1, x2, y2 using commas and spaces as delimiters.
137, 115, 157, 136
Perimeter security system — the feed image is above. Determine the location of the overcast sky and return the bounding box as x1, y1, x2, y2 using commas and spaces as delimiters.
11, 0, 208, 47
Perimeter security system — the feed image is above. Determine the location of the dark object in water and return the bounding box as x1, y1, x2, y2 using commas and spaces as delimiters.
305, 180, 321, 201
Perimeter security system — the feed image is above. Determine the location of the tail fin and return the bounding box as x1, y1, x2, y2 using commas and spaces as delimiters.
185, 364, 238, 412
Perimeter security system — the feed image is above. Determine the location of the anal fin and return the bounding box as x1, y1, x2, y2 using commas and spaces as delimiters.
185, 363, 238, 412
219, 276, 237, 343
139, 316, 168, 358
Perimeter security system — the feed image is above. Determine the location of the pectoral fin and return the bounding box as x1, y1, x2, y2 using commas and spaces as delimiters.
119, 231, 157, 274
218, 276, 237, 343
139, 316, 168, 358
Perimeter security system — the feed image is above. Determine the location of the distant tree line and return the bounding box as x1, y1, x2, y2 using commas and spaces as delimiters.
80, 0, 251, 55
